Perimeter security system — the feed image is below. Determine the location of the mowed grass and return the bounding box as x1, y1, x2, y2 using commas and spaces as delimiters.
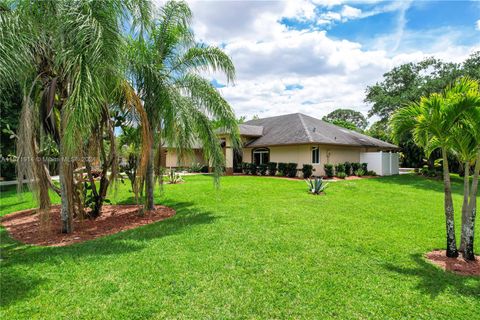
1, 174, 479, 319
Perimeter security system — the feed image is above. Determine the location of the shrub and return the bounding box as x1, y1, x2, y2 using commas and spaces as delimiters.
249, 163, 258, 175
366, 170, 377, 176
190, 162, 203, 173
287, 163, 298, 177
241, 162, 250, 174
278, 162, 288, 176
344, 162, 352, 176
361, 162, 368, 172
267, 162, 277, 176
302, 164, 313, 178
200, 165, 209, 173
354, 169, 365, 177
335, 163, 345, 174
258, 163, 268, 176
324, 164, 334, 178
167, 169, 184, 184
352, 162, 361, 172
305, 177, 329, 195
336, 172, 347, 179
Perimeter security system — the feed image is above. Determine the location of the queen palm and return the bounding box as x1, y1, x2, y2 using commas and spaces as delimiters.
391, 78, 478, 257
0, 0, 152, 232
128, 0, 240, 210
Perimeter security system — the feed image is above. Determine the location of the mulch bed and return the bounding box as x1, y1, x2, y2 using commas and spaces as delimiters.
233, 174, 377, 181
425, 250, 480, 276
1, 205, 176, 247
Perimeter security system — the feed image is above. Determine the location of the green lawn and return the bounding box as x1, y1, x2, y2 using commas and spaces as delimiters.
1, 174, 479, 319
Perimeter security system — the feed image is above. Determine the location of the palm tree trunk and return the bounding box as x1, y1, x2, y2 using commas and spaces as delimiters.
442, 148, 458, 258
59, 148, 73, 234
464, 149, 480, 261
460, 161, 470, 253
145, 143, 155, 211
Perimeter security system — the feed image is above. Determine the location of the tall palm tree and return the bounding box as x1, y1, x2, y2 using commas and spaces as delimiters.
390, 78, 478, 257
0, 0, 152, 232
128, 0, 240, 211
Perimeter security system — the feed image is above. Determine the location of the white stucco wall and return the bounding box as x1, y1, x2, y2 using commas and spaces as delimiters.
165, 149, 205, 168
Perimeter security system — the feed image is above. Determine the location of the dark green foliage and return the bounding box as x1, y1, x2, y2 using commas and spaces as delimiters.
200, 165, 209, 173
302, 164, 313, 178
361, 163, 368, 172
335, 163, 345, 174
258, 164, 267, 176
249, 163, 258, 175
351, 162, 361, 172
324, 164, 334, 178
322, 108, 367, 131
267, 162, 277, 176
278, 162, 287, 176
241, 162, 250, 174
344, 162, 352, 176
286, 163, 298, 178
366, 170, 377, 176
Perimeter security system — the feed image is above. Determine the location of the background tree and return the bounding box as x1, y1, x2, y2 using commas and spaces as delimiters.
322, 108, 367, 131
366, 52, 479, 168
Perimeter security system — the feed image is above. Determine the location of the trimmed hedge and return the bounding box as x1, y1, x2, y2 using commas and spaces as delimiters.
302, 164, 313, 178
286, 163, 298, 178
335, 163, 345, 174
278, 162, 288, 176
259, 164, 268, 176
344, 162, 352, 176
324, 164, 334, 178
249, 163, 258, 175
267, 162, 277, 176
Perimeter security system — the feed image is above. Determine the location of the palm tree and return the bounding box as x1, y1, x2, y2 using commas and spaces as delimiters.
128, 0, 240, 211
0, 0, 152, 232
390, 78, 478, 257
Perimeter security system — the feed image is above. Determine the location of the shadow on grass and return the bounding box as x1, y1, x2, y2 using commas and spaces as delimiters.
384, 254, 480, 298
373, 174, 466, 196
0, 200, 217, 308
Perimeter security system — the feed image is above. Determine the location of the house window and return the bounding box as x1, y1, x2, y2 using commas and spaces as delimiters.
253, 148, 269, 165
311, 146, 320, 164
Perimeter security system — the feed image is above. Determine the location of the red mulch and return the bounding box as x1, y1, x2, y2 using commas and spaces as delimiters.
1, 205, 176, 247
425, 250, 480, 276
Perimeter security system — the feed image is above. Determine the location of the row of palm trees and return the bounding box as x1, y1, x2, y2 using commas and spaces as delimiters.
0, 0, 239, 232
391, 78, 480, 261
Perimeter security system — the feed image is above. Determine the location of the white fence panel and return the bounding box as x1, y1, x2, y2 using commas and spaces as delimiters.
360, 151, 399, 176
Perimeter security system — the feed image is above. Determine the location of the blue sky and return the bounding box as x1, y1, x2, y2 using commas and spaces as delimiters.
164, 0, 480, 122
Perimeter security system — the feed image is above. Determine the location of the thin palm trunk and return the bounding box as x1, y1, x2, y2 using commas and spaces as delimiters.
59, 152, 73, 233
464, 149, 480, 260
460, 161, 470, 252
442, 148, 458, 258
145, 143, 155, 211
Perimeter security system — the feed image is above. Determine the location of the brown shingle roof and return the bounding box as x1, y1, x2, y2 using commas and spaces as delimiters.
243, 113, 398, 149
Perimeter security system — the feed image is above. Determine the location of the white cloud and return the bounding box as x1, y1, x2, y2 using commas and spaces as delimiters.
153, 1, 479, 123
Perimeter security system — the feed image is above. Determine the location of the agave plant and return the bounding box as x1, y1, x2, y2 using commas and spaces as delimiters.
167, 169, 184, 184
305, 177, 328, 195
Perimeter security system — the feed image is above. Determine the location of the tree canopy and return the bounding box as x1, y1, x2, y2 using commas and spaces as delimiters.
322, 108, 367, 131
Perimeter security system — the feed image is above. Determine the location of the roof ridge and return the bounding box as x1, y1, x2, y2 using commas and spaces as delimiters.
297, 113, 313, 143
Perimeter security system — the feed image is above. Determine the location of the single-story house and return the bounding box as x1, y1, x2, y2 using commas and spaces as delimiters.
165, 113, 400, 176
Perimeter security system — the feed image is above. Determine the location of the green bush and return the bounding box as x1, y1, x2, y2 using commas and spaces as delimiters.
302, 164, 313, 178
366, 170, 377, 176
189, 162, 203, 173
361, 163, 368, 172
324, 164, 334, 178
335, 163, 345, 174
287, 163, 298, 178
352, 162, 361, 172
241, 162, 250, 174
344, 162, 352, 176
267, 162, 277, 176
249, 163, 258, 175
354, 169, 365, 177
336, 172, 347, 179
258, 164, 268, 176
278, 162, 288, 176
200, 165, 209, 173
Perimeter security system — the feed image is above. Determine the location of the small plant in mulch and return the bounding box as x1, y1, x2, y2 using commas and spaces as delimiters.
305, 177, 328, 195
